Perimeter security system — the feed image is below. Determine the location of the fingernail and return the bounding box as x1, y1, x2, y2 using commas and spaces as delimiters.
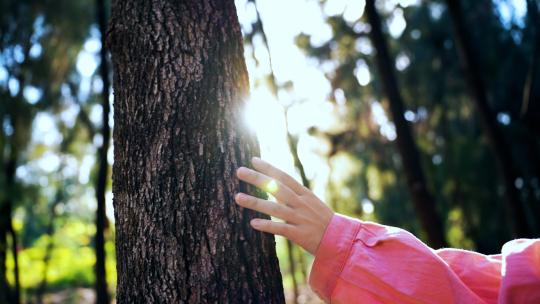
250, 219, 261, 227
251, 157, 261, 164
236, 167, 246, 176
235, 193, 244, 201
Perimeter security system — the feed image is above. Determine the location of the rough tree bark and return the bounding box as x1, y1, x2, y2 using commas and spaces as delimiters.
108, 0, 285, 303
94, 0, 111, 302
445, 0, 533, 237
364, 0, 448, 248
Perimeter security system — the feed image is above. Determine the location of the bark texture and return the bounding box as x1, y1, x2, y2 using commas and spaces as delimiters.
365, 0, 448, 248
108, 0, 285, 303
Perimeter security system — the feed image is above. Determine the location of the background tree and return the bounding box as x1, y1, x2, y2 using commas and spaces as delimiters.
296, 0, 539, 253
94, 0, 111, 302
364, 0, 447, 248
0, 0, 92, 302
108, 0, 284, 302
445, 0, 532, 238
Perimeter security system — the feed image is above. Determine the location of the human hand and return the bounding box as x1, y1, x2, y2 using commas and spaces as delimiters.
235, 157, 334, 255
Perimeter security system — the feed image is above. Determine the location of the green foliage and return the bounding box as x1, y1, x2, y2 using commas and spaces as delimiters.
6, 220, 116, 296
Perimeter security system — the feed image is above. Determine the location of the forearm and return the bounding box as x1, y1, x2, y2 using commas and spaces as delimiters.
309, 214, 490, 304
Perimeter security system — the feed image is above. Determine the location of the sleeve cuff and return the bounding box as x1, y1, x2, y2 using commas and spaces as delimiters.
308, 213, 362, 302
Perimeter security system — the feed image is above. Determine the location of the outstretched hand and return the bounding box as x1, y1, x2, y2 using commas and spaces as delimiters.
235, 157, 334, 255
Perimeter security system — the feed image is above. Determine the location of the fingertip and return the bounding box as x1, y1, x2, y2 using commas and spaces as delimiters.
236, 166, 247, 178
235, 193, 248, 204
250, 218, 262, 228
251, 156, 263, 166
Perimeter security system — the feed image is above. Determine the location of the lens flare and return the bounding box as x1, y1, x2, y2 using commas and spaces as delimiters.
265, 180, 279, 194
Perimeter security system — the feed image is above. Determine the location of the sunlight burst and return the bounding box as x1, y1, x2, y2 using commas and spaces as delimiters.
265, 180, 279, 194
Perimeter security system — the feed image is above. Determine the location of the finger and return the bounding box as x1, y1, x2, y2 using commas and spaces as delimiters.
251, 157, 309, 195
250, 218, 295, 238
235, 193, 296, 223
236, 167, 299, 206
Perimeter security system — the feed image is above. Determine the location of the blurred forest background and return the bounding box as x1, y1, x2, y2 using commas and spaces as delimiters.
0, 0, 539, 303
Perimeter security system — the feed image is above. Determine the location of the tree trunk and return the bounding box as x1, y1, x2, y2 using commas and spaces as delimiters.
0, 182, 11, 304
251, 0, 309, 287
0, 161, 10, 304
36, 192, 62, 304
36, 120, 78, 304
522, 0, 540, 127
108, 1, 285, 303
0, 155, 20, 304
523, 0, 540, 194
8, 218, 20, 304
94, 0, 111, 302
252, 0, 310, 292
285, 239, 298, 304
364, 0, 448, 248
445, 0, 533, 237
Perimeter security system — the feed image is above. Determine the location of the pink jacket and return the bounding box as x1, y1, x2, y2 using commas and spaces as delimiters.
309, 214, 540, 304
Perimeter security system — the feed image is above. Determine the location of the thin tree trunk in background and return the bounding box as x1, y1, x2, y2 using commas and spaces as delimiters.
36, 120, 78, 304
445, 0, 533, 237
8, 218, 20, 304
285, 239, 298, 304
0, 155, 10, 304
94, 0, 111, 302
522, 0, 539, 124
295, 243, 307, 283
0, 93, 24, 304
286, 134, 311, 190
364, 0, 448, 248
0, 201, 8, 304
108, 0, 285, 302
0, 152, 20, 304
0, 127, 5, 302
251, 0, 309, 288
250, 0, 310, 190
523, 0, 540, 234
284, 123, 308, 285
35, 192, 62, 304
326, 159, 339, 212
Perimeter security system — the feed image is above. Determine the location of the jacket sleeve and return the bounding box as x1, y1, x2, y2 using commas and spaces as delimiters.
308, 213, 539, 304
497, 238, 540, 303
